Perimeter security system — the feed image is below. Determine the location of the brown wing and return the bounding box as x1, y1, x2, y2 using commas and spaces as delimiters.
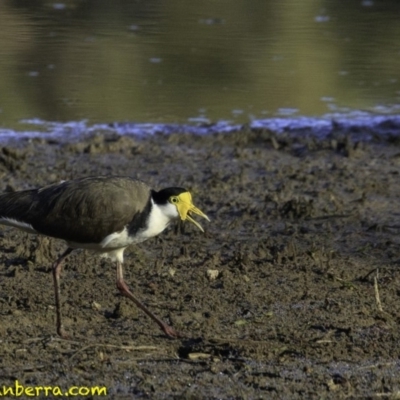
0, 176, 151, 243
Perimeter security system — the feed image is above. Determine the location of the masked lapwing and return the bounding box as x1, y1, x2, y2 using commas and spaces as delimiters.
0, 176, 209, 338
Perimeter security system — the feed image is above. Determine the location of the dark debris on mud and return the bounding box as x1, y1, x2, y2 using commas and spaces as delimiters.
0, 128, 400, 399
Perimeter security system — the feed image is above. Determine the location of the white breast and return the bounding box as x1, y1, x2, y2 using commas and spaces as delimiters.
136, 200, 178, 240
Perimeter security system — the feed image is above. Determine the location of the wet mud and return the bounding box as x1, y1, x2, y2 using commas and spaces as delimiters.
0, 129, 399, 398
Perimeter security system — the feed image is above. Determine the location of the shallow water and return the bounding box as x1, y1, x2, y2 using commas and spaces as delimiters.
0, 0, 399, 131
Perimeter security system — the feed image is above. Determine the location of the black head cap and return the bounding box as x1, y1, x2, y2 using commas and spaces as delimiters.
152, 187, 188, 205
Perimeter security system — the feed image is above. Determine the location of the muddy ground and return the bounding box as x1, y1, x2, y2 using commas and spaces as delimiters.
0, 128, 399, 399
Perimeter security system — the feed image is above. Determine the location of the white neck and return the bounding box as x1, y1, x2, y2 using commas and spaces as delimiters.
138, 199, 178, 239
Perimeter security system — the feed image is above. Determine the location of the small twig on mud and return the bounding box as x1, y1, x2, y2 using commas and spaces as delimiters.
374, 270, 383, 312
97, 344, 159, 350
374, 391, 400, 398
330, 276, 359, 291
113, 357, 210, 366
70, 344, 159, 360
23, 336, 82, 345
360, 267, 378, 281
358, 361, 396, 370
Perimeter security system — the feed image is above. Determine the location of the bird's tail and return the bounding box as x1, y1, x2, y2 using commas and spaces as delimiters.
0, 190, 38, 233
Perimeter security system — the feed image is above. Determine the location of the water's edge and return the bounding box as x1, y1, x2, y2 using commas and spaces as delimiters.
1, 113, 400, 144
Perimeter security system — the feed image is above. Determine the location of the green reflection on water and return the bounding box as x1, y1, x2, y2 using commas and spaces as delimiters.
0, 0, 399, 127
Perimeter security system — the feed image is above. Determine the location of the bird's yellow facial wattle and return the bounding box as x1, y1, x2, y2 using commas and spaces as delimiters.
169, 192, 210, 232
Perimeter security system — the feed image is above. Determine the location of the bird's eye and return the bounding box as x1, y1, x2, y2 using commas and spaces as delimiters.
170, 196, 179, 204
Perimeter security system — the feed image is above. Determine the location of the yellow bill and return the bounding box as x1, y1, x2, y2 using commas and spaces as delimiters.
175, 192, 210, 232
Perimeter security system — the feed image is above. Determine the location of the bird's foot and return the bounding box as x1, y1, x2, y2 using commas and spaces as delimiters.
161, 324, 182, 339
57, 325, 70, 339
